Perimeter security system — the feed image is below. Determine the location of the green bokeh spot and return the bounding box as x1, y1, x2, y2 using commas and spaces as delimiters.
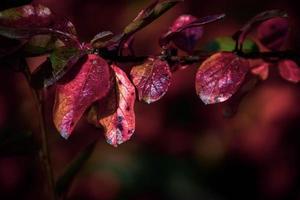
203, 36, 259, 53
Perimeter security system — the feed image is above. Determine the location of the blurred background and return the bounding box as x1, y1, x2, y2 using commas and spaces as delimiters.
1, 0, 300, 199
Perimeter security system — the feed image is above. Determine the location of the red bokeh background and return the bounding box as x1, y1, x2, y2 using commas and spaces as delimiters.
1, 0, 300, 199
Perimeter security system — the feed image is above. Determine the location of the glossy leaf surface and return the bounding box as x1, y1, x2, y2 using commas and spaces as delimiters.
53, 54, 111, 139
130, 58, 172, 103
195, 52, 249, 104
99, 65, 136, 147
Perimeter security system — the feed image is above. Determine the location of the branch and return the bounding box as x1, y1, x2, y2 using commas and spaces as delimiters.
100, 50, 300, 66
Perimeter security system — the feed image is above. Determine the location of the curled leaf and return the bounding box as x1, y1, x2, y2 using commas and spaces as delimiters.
195, 52, 249, 104
53, 54, 112, 139
251, 63, 269, 80
99, 65, 136, 147
257, 17, 289, 51
233, 10, 288, 50
278, 60, 300, 83
160, 14, 225, 52
90, 31, 113, 46
162, 15, 203, 53
130, 58, 172, 103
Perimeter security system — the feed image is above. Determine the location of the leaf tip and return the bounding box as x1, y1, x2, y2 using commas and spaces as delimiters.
219, 13, 226, 19
144, 98, 153, 104
60, 131, 70, 139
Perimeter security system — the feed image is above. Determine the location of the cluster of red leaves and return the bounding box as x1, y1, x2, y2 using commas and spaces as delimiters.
251, 17, 300, 83
197, 11, 300, 106
0, 2, 299, 147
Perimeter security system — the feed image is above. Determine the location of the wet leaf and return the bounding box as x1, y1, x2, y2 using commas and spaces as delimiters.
251, 63, 269, 80
99, 65, 136, 147
160, 14, 225, 52
278, 60, 300, 83
233, 10, 288, 50
53, 54, 112, 139
130, 58, 172, 103
257, 17, 289, 51
195, 52, 249, 104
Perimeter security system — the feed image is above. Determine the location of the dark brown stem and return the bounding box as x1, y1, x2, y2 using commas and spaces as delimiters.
171, 50, 300, 65
23, 64, 57, 200
38, 89, 57, 200
100, 50, 300, 66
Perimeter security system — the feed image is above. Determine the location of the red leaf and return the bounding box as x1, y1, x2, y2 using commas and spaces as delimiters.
0, 4, 76, 34
99, 65, 136, 147
169, 15, 203, 53
278, 60, 300, 83
195, 52, 249, 104
251, 63, 269, 80
233, 10, 287, 50
257, 17, 289, 51
130, 58, 172, 104
0, 4, 78, 56
0, 4, 52, 28
53, 54, 111, 139
160, 14, 224, 52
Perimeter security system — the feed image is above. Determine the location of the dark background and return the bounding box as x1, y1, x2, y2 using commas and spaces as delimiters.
1, 0, 300, 199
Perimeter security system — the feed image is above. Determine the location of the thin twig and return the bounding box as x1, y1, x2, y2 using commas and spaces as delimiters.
101, 50, 300, 66
23, 63, 57, 200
